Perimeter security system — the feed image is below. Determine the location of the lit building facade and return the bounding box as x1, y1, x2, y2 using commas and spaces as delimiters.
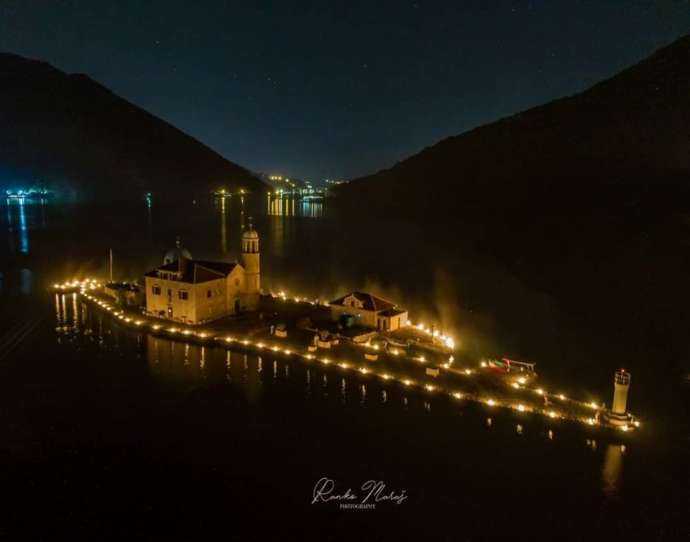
144, 226, 261, 325
329, 291, 408, 331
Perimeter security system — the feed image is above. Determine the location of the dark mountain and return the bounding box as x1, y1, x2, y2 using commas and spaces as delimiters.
337, 36, 690, 399
0, 52, 266, 199
342, 36, 690, 214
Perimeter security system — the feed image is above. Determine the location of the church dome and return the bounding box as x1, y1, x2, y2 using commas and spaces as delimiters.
242, 218, 259, 239
242, 228, 259, 240
163, 238, 192, 264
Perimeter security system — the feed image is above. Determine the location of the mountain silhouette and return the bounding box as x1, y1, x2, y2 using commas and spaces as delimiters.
338, 36, 690, 390
0, 52, 265, 199
342, 35, 690, 215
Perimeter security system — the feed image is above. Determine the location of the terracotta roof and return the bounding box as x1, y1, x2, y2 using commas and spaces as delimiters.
329, 291, 397, 312
194, 260, 238, 275
145, 259, 239, 284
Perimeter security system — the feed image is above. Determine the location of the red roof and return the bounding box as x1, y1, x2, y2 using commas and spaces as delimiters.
329, 291, 397, 312
145, 259, 239, 284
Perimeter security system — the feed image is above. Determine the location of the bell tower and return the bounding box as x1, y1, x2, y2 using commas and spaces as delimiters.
241, 217, 260, 309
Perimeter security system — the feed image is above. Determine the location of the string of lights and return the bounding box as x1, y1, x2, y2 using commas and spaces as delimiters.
53, 278, 640, 432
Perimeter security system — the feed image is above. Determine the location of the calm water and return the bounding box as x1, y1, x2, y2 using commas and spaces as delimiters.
0, 197, 688, 540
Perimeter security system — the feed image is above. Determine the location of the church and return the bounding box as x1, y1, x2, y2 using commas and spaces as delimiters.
144, 222, 261, 325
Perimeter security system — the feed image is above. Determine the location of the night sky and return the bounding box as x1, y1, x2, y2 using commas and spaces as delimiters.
2, 1, 690, 181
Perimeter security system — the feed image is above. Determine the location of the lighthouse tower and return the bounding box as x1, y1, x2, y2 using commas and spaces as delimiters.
241, 218, 261, 310
605, 369, 632, 427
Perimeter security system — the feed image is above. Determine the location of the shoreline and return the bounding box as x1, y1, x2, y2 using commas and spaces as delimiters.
53, 278, 641, 439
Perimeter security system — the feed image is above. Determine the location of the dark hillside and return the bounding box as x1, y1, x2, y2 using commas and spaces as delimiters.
0, 52, 265, 200
337, 37, 690, 396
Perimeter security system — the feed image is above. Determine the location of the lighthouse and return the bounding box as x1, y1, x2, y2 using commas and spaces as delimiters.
605, 369, 632, 427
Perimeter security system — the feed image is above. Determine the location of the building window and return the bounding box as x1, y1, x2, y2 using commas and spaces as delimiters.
207, 289, 212, 298
178, 290, 188, 300
234, 278, 240, 287
152, 285, 161, 295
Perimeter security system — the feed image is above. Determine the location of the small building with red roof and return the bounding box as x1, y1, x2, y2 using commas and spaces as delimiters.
329, 291, 408, 332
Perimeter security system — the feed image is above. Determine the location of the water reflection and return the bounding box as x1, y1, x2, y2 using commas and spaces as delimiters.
240, 196, 245, 230
18, 200, 28, 254
5, 199, 30, 254
146, 334, 212, 383
52, 300, 633, 469
72, 293, 79, 333
602, 444, 624, 499
216, 196, 229, 254
3, 198, 53, 258
19, 268, 32, 294
152, 336, 160, 364
267, 195, 324, 218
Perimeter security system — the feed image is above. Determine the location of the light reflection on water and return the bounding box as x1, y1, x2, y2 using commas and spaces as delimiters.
53, 291, 625, 501
3, 197, 49, 256
267, 195, 324, 218
1, 192, 682, 536
1, 198, 52, 295
215, 197, 229, 254
602, 443, 624, 499
1, 194, 327, 299
18, 201, 28, 254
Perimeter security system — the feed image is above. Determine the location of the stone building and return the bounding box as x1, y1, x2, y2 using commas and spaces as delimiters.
144, 224, 261, 325
329, 291, 408, 332
104, 281, 144, 308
